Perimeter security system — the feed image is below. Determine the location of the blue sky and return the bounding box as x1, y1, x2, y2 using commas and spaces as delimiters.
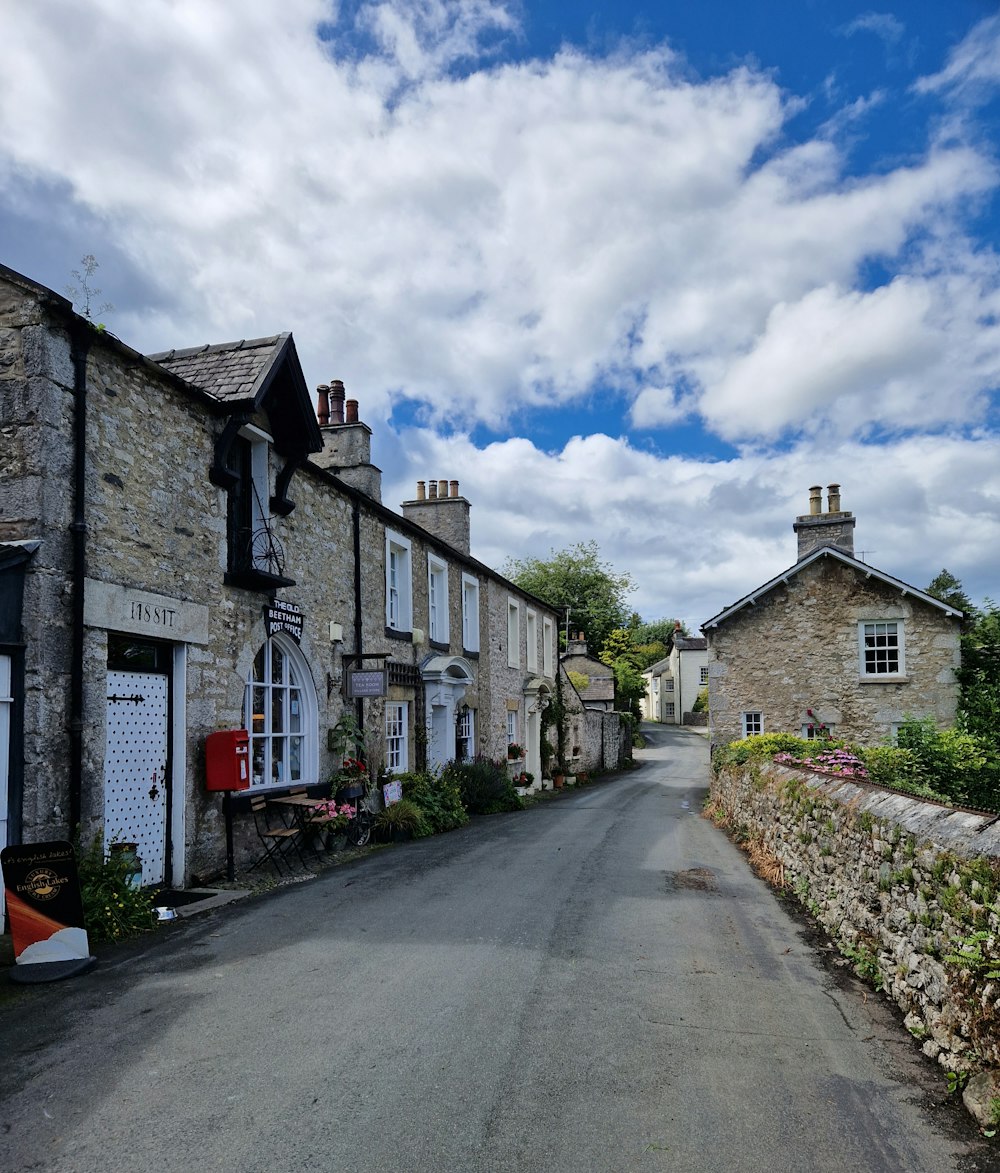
1, 1, 998, 629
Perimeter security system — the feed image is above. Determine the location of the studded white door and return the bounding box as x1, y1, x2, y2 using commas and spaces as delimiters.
104, 671, 169, 885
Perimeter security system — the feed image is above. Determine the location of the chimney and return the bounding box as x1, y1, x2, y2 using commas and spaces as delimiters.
311, 382, 382, 502
329, 380, 345, 425
400, 475, 472, 555
316, 384, 330, 426
793, 482, 855, 560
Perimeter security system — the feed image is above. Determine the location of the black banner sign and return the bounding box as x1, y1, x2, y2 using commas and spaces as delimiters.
1, 840, 96, 981
264, 600, 303, 643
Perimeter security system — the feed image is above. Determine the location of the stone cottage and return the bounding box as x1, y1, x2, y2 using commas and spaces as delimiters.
701, 485, 962, 747
641, 628, 708, 724
0, 261, 572, 902
560, 633, 615, 712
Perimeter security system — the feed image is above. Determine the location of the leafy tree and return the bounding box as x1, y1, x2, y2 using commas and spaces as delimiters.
610, 658, 646, 720
958, 598, 1000, 748
599, 628, 642, 669
631, 618, 689, 646
926, 569, 979, 627
503, 540, 634, 654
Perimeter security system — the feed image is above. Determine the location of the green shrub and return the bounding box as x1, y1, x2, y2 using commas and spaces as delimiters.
75, 832, 156, 944
714, 733, 814, 770
443, 756, 522, 815
896, 717, 998, 810
398, 771, 469, 836
374, 798, 427, 839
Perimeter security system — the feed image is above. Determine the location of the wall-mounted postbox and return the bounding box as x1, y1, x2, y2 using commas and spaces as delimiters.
205, 729, 251, 792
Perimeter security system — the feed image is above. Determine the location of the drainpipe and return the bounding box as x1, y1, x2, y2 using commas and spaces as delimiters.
352, 496, 364, 740
69, 321, 94, 834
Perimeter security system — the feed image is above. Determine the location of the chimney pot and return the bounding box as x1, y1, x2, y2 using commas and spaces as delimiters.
438, 479, 448, 498
449, 480, 459, 498
345, 399, 359, 424
809, 485, 823, 516
329, 379, 345, 424
827, 483, 841, 513
428, 480, 438, 499
416, 480, 426, 501
316, 384, 330, 426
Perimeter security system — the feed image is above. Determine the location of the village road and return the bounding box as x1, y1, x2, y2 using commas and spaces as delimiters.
0, 726, 993, 1172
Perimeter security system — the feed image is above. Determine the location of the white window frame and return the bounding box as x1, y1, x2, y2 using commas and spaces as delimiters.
742, 711, 763, 738
386, 531, 413, 632
507, 709, 519, 746
235, 423, 273, 572
462, 574, 480, 652
859, 620, 904, 678
664, 702, 676, 719
665, 677, 675, 692
542, 617, 553, 677
802, 723, 836, 740
526, 609, 538, 672
386, 701, 409, 773
428, 554, 449, 644
243, 634, 318, 789
699, 665, 709, 686
507, 599, 520, 669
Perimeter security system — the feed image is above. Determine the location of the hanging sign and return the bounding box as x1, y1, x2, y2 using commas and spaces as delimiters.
345, 668, 388, 698
0, 841, 97, 983
264, 600, 303, 643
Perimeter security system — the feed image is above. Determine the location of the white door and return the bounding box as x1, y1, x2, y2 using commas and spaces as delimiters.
0, 655, 11, 918
104, 670, 169, 885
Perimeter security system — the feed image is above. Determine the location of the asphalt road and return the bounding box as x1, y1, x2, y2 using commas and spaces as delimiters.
0, 726, 994, 1172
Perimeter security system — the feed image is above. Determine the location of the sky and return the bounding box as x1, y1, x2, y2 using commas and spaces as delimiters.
1, 0, 999, 633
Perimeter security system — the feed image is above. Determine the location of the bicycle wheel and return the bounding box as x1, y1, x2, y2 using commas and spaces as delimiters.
348, 812, 373, 847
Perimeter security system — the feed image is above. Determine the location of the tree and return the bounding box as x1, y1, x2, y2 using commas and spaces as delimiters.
926, 569, 979, 627
631, 618, 689, 646
957, 598, 1000, 747
503, 540, 634, 654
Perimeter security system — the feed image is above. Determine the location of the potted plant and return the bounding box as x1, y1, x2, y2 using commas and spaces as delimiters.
552, 764, 566, 789
333, 756, 368, 801
307, 799, 356, 850
507, 742, 525, 760
374, 798, 425, 842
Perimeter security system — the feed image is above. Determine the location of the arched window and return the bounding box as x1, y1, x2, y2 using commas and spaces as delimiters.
242, 635, 317, 788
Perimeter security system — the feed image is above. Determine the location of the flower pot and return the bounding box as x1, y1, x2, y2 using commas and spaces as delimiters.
336, 783, 365, 801
553, 774, 564, 789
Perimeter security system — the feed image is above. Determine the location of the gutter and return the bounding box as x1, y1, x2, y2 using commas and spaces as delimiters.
68, 322, 94, 834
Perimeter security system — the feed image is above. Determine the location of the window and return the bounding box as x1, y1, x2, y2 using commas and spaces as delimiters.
860, 621, 904, 676
386, 531, 412, 633
386, 702, 409, 773
742, 711, 763, 737
542, 617, 553, 677
526, 610, 538, 672
700, 665, 709, 685
652, 678, 659, 694
462, 574, 480, 652
243, 636, 317, 788
428, 555, 449, 644
226, 425, 288, 584
665, 677, 675, 692
456, 707, 474, 761
802, 723, 836, 740
507, 599, 520, 668
507, 709, 519, 745
664, 702, 675, 718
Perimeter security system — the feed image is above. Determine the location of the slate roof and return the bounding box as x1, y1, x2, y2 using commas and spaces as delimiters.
701, 545, 963, 632
148, 335, 290, 405
674, 636, 707, 651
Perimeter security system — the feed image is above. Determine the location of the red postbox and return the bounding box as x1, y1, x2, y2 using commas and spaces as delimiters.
205, 729, 251, 792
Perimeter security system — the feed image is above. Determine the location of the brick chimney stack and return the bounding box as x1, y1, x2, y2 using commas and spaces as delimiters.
793, 483, 856, 560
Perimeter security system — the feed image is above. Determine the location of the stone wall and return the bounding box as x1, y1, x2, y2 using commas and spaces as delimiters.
711, 760, 1000, 1074
707, 557, 961, 747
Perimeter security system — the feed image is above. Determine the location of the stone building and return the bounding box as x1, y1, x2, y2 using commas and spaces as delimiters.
0, 261, 573, 902
701, 485, 962, 747
641, 630, 708, 724
560, 633, 615, 711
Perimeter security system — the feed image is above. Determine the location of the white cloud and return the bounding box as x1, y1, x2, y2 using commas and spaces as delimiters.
2, 0, 994, 447
840, 12, 905, 47
379, 426, 1000, 630
915, 15, 1000, 98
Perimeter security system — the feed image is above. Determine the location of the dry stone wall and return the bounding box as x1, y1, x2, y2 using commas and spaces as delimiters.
711, 761, 1000, 1076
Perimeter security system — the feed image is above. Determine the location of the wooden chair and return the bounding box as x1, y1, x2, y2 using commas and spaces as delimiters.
249, 795, 308, 875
